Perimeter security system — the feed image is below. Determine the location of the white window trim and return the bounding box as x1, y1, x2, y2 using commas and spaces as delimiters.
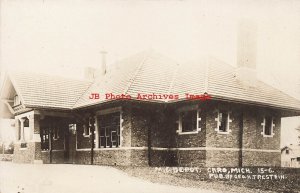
214, 109, 232, 134
176, 109, 201, 135
261, 117, 275, 137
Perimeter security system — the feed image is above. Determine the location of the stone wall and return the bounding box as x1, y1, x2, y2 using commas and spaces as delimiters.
13, 142, 36, 163
242, 151, 281, 166
51, 151, 65, 163
241, 107, 281, 166
41, 151, 50, 164
75, 149, 148, 166
10, 101, 283, 167
206, 150, 240, 167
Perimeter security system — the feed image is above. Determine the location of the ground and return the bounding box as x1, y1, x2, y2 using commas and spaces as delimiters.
0, 162, 222, 193
0, 162, 279, 193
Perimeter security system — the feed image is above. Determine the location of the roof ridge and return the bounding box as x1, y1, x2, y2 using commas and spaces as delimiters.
72, 81, 94, 109
9, 70, 92, 83
123, 51, 149, 95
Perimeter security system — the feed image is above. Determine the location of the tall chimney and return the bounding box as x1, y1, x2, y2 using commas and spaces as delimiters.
297, 78, 300, 100
84, 67, 96, 81
100, 51, 107, 75
236, 19, 257, 84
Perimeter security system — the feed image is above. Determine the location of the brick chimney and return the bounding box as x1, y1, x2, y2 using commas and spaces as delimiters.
235, 19, 257, 84
84, 67, 96, 81
84, 50, 107, 80
297, 78, 300, 100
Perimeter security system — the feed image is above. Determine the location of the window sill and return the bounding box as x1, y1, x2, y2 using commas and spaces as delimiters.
176, 130, 201, 135
83, 134, 90, 138
76, 147, 122, 151
260, 131, 274, 137
217, 131, 230, 135
94, 147, 121, 150
261, 134, 274, 138
19, 148, 27, 150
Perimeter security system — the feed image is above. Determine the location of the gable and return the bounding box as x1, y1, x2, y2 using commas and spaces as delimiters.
0, 73, 20, 118
1, 71, 92, 111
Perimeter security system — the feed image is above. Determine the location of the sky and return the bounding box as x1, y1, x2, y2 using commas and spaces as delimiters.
0, 0, 300, 146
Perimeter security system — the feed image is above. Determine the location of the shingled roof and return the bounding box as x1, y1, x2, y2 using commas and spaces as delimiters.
7, 71, 92, 110
4, 50, 300, 112
75, 50, 300, 111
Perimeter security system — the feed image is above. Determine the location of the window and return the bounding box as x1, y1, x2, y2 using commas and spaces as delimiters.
286, 150, 289, 154
69, 124, 76, 135
264, 117, 272, 135
98, 112, 121, 148
181, 111, 197, 132
219, 111, 228, 132
40, 127, 49, 150
215, 110, 232, 134
23, 118, 30, 141
13, 95, 21, 106
297, 157, 300, 162
20, 143, 27, 148
177, 109, 201, 134
261, 116, 275, 137
53, 128, 59, 140
83, 121, 90, 137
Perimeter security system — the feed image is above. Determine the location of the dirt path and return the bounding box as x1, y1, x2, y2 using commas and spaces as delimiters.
0, 162, 223, 193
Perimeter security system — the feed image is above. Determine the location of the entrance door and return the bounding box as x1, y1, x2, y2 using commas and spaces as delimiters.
64, 124, 76, 163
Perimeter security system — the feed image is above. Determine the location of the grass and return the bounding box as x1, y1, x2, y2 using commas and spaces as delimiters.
116, 166, 300, 193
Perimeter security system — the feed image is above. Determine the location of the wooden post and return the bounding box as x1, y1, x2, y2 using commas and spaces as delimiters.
90, 115, 95, 165
49, 126, 53, 164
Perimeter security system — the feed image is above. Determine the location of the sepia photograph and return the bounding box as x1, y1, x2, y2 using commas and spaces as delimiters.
0, 0, 300, 193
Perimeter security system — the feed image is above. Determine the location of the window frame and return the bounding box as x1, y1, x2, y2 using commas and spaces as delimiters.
286, 149, 289, 154
95, 107, 122, 149
40, 127, 50, 151
83, 121, 90, 137
261, 116, 275, 137
176, 107, 202, 135
214, 109, 232, 134
53, 127, 59, 140
13, 95, 22, 107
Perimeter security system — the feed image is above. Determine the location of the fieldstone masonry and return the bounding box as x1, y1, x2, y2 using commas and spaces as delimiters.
11, 101, 282, 167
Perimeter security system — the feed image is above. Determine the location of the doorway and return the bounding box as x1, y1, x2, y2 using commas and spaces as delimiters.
64, 124, 76, 163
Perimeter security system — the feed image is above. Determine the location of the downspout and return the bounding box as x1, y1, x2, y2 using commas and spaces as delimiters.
239, 112, 243, 167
